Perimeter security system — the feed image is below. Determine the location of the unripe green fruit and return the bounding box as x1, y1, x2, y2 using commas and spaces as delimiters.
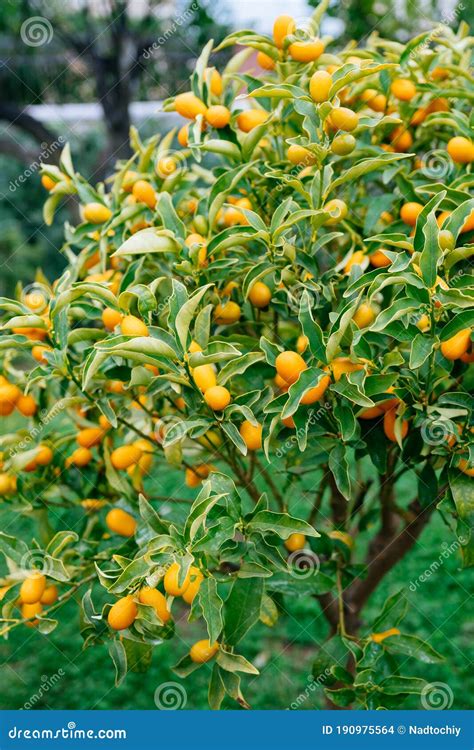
439, 229, 455, 251
331, 134, 356, 156
193, 215, 208, 235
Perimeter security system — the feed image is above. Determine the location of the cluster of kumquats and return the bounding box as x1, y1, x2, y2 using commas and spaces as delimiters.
0, 3, 472, 707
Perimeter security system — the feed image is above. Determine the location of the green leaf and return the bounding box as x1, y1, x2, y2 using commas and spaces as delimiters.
449, 470, 474, 567
208, 664, 226, 710
247, 510, 319, 539
45, 531, 79, 558
410, 333, 434, 369
329, 444, 351, 500
298, 290, 326, 363
419, 210, 441, 288
371, 590, 407, 631
216, 649, 259, 675
325, 154, 409, 197
113, 228, 179, 257
198, 577, 224, 644
138, 494, 169, 535
382, 634, 443, 663
224, 577, 264, 645
109, 640, 128, 687
174, 282, 213, 352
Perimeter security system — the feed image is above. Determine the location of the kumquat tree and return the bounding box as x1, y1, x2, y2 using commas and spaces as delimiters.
0, 1, 473, 711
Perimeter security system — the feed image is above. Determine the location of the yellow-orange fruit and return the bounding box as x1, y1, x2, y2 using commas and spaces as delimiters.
31, 345, 51, 363
329, 107, 359, 132
105, 508, 137, 537
21, 601, 43, 626
175, 92, 207, 119
139, 586, 171, 624
20, 574, 46, 604
206, 67, 223, 96
369, 249, 391, 268
447, 136, 474, 164
66, 447, 93, 467
248, 281, 272, 308
102, 307, 122, 330
323, 198, 348, 225
0, 383, 21, 416
108, 595, 137, 630
296, 335, 309, 354
239, 420, 262, 451
389, 126, 413, 152
276, 351, 307, 385
190, 639, 219, 663
383, 408, 408, 442
353, 303, 376, 328
309, 70, 332, 102
331, 357, 364, 382
41, 174, 56, 191
257, 51, 276, 70
214, 301, 241, 325
204, 386, 231, 411
205, 105, 231, 129
185, 464, 211, 488
83, 202, 112, 224
287, 144, 316, 165
0, 473, 15, 496
273, 15, 295, 48
40, 584, 58, 605
440, 328, 472, 361
16, 394, 37, 417
132, 180, 157, 209
458, 459, 474, 477
182, 568, 204, 605
284, 533, 306, 552
300, 374, 331, 405
177, 124, 189, 147
236, 109, 269, 132
192, 365, 217, 393
390, 78, 416, 101
164, 561, 192, 596
359, 406, 384, 420
120, 315, 149, 337
35, 445, 53, 466
111, 445, 142, 470
77, 427, 104, 449
289, 40, 324, 62
400, 202, 423, 227
328, 530, 354, 548
371, 627, 400, 643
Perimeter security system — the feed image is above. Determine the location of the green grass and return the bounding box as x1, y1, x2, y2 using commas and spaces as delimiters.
1, 509, 471, 710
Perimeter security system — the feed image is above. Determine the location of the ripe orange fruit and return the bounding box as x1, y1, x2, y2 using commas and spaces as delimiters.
83, 202, 112, 224
248, 281, 272, 308
204, 386, 231, 411
440, 328, 472, 360
389, 126, 413, 152
190, 639, 219, 663
289, 40, 324, 62
257, 51, 276, 70
177, 124, 189, 147
77, 427, 104, 449
369, 249, 391, 267
205, 105, 231, 129
182, 568, 204, 605
276, 351, 307, 384
400, 202, 423, 227
214, 300, 241, 325
185, 464, 212, 488
296, 335, 309, 354
108, 595, 137, 630
111, 445, 142, 470
105, 508, 137, 537
273, 15, 295, 48
371, 627, 400, 643
0, 382, 21, 415
132, 180, 157, 209
287, 145, 316, 165
329, 107, 359, 132
361, 89, 386, 112
0, 473, 15, 496
192, 364, 217, 393
21, 601, 43, 626
328, 530, 354, 548
139, 587, 171, 624
164, 561, 192, 596
353, 303, 376, 328
206, 67, 223, 96
300, 374, 331, 405
236, 110, 269, 132
31, 345, 51, 363
40, 584, 58, 605
102, 307, 122, 330
344, 250, 366, 274
458, 459, 474, 477
66, 447, 93, 467
175, 92, 207, 119
41, 174, 56, 191
447, 136, 474, 164
359, 406, 384, 420
239, 420, 262, 451
323, 198, 348, 225
35, 445, 53, 466
331, 357, 364, 382
284, 533, 306, 552
20, 573, 46, 604
309, 70, 332, 102
120, 315, 149, 337
390, 78, 416, 101
383, 408, 408, 442
16, 394, 37, 417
